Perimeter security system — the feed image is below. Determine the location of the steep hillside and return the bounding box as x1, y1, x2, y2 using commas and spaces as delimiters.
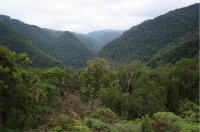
98, 32, 121, 49
0, 20, 64, 68
50, 31, 96, 69
0, 15, 53, 53
73, 33, 99, 54
147, 29, 199, 68
0, 15, 96, 69
42, 28, 64, 38
97, 3, 199, 65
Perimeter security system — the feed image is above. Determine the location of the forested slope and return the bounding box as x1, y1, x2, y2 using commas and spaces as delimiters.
73, 33, 99, 54
49, 31, 96, 69
0, 21, 64, 68
147, 29, 199, 68
97, 3, 199, 65
0, 15, 53, 52
0, 15, 96, 69
98, 32, 121, 50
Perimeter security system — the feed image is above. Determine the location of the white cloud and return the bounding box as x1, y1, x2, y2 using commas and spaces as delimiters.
0, 0, 198, 33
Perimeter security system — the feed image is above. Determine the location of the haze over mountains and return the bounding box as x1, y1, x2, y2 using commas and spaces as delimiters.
73, 29, 125, 51
0, 3, 198, 69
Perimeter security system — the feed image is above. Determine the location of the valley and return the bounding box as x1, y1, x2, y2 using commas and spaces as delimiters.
0, 3, 199, 132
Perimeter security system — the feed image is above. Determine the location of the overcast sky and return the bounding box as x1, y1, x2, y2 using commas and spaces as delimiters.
0, 0, 199, 33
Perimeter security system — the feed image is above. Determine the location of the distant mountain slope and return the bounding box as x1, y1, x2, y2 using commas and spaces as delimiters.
97, 3, 199, 65
73, 33, 99, 54
0, 20, 64, 68
98, 32, 121, 49
49, 31, 96, 69
0, 15, 53, 53
42, 28, 64, 38
0, 15, 96, 69
86, 29, 125, 41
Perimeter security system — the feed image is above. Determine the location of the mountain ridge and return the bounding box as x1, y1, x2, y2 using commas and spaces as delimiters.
0, 20, 64, 68
97, 3, 199, 66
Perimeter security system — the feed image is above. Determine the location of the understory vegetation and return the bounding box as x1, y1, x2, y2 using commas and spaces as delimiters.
0, 46, 199, 132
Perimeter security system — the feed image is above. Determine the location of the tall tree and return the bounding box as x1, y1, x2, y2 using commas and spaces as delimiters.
0, 46, 32, 129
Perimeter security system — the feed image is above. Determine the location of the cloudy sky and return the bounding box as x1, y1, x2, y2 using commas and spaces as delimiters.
0, 0, 199, 33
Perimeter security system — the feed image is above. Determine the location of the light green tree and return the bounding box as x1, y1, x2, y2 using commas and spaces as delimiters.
78, 58, 118, 101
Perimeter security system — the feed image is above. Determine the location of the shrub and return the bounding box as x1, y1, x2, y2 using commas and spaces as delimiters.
141, 115, 153, 132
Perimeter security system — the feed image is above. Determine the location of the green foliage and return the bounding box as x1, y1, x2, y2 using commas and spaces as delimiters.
116, 61, 143, 93
170, 57, 199, 101
147, 30, 199, 68
74, 33, 99, 54
98, 3, 199, 66
108, 120, 141, 132
152, 112, 183, 127
0, 46, 32, 129
0, 11, 199, 131
141, 115, 153, 132
49, 31, 96, 69
0, 20, 64, 68
72, 120, 92, 132
88, 108, 119, 124
180, 123, 199, 132
98, 81, 125, 116
40, 67, 66, 87
79, 58, 119, 101
177, 98, 199, 123
0, 15, 96, 69
83, 109, 141, 132
84, 118, 109, 130
131, 69, 167, 117
152, 112, 200, 132
165, 56, 199, 113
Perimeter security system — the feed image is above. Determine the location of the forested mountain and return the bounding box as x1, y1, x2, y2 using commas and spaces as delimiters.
86, 29, 125, 41
0, 15, 53, 53
0, 20, 64, 68
147, 29, 199, 68
97, 3, 199, 66
1, 3, 199, 132
74, 29, 125, 50
0, 15, 96, 69
73, 33, 99, 54
98, 32, 121, 49
49, 31, 96, 69
42, 28, 64, 38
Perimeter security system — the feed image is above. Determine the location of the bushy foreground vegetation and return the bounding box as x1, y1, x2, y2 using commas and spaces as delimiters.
0, 46, 199, 132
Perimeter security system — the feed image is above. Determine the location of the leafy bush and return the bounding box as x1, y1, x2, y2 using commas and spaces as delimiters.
40, 67, 66, 87
72, 120, 92, 132
152, 112, 184, 128
180, 123, 199, 132
84, 118, 109, 131
88, 108, 119, 124
108, 120, 141, 132
141, 115, 153, 132
177, 98, 199, 123
152, 112, 199, 132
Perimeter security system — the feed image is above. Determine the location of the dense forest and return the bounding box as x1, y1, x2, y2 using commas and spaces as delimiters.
97, 3, 199, 67
0, 15, 95, 69
0, 3, 199, 132
0, 47, 199, 131
0, 21, 64, 68
73, 33, 99, 54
